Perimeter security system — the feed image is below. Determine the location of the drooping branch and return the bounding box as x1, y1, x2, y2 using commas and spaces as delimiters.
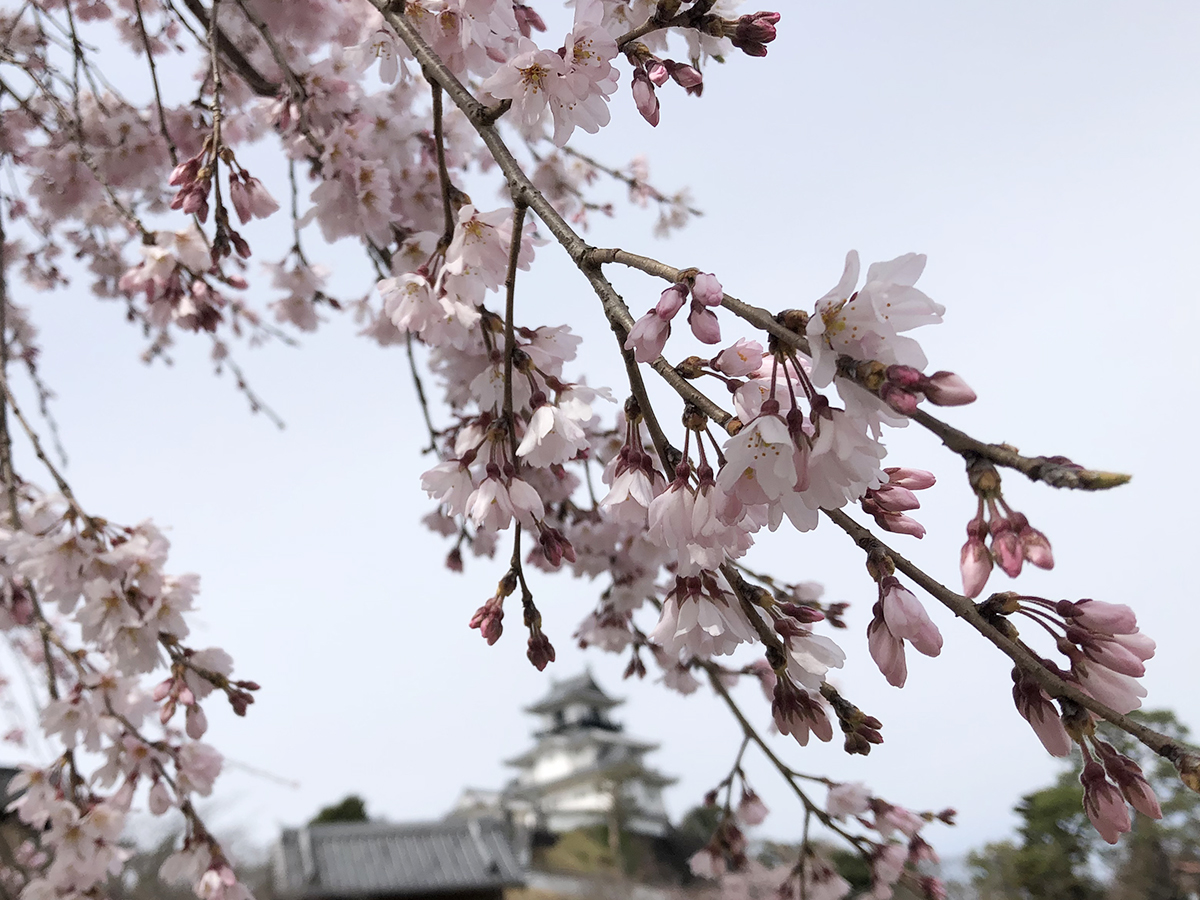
701, 663, 869, 853
822, 507, 1194, 770
585, 247, 1131, 491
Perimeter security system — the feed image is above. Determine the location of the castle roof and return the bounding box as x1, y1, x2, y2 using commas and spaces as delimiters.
503, 757, 678, 801
524, 671, 622, 714
503, 729, 657, 769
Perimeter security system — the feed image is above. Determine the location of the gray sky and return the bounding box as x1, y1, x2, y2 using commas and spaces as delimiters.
4, 0, 1198, 861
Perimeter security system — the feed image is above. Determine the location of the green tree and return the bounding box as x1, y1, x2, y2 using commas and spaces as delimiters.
1100, 710, 1199, 900
968, 773, 1101, 900
309, 795, 368, 825
967, 710, 1200, 900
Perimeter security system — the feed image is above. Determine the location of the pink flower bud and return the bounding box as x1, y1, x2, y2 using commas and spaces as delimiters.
870, 509, 926, 539
880, 577, 942, 657
656, 283, 689, 318
1077, 665, 1145, 714
152, 678, 174, 702
771, 677, 833, 745
885, 364, 925, 387
989, 518, 1024, 577
646, 61, 669, 87
527, 631, 555, 671
867, 608, 908, 688
665, 60, 703, 94
169, 156, 201, 187
778, 602, 824, 624
870, 485, 921, 512
469, 598, 504, 645
880, 382, 920, 415
186, 705, 208, 740
691, 272, 723, 306
631, 69, 660, 126
884, 467, 936, 490
513, 2, 546, 36
148, 779, 173, 816
960, 535, 992, 598
688, 303, 721, 344
1081, 760, 1132, 844
921, 371, 977, 406
1070, 629, 1146, 677
1066, 599, 1138, 635
1012, 670, 1073, 757
1111, 631, 1155, 661
1007, 511, 1053, 569
735, 11, 781, 44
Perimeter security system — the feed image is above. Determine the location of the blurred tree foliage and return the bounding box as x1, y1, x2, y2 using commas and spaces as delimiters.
309, 795, 369, 825
967, 709, 1200, 900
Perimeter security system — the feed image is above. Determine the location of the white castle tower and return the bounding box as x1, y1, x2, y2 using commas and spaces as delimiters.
481, 672, 677, 840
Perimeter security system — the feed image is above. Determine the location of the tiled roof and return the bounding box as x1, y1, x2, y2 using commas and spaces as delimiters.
525, 672, 621, 713
273, 819, 524, 898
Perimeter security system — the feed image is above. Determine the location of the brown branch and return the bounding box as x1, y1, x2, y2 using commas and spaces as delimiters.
430, 82, 456, 247
131, 0, 179, 166
0, 372, 96, 534
589, 248, 1131, 491
908, 408, 1131, 490
178, 0, 279, 97
502, 202, 527, 460
0, 203, 19, 530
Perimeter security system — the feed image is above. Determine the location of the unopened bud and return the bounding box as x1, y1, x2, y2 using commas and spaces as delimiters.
1177, 752, 1200, 794
921, 371, 977, 406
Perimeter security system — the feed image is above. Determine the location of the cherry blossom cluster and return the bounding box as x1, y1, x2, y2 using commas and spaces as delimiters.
1, 0, 1192, 892
959, 460, 1054, 597
0, 485, 255, 899
980, 592, 1168, 841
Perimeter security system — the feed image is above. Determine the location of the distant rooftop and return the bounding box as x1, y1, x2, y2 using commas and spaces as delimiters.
273, 819, 524, 899
524, 671, 623, 714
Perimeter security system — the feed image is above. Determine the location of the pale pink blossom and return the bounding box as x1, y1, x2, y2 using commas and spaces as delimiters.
467, 471, 545, 532
649, 574, 757, 659
737, 789, 769, 826
229, 174, 280, 224
826, 782, 871, 819
807, 250, 944, 387
712, 338, 764, 376
516, 399, 590, 466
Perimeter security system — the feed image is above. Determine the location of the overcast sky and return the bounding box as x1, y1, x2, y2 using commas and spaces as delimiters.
3, 0, 1198, 864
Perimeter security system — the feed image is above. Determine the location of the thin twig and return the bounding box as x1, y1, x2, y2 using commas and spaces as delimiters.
430, 82, 456, 247
0, 374, 95, 534
405, 333, 439, 454
132, 0, 179, 166
702, 663, 868, 852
